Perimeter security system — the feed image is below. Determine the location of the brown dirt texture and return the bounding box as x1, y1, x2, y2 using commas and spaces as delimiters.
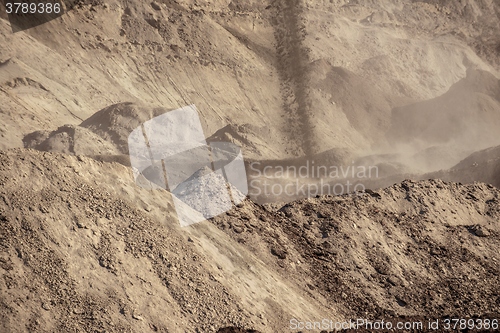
1, 0, 500, 332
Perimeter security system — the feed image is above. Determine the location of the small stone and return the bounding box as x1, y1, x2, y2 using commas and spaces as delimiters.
374, 262, 390, 275
365, 188, 381, 198
474, 225, 490, 237
132, 313, 144, 320
73, 308, 84, 314
233, 225, 245, 233
396, 296, 408, 307
271, 247, 287, 259
430, 248, 441, 256
387, 276, 400, 286
151, 2, 161, 10
76, 220, 86, 228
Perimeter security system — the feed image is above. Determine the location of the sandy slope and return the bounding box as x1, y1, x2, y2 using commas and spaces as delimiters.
1, 0, 500, 332
0, 149, 332, 332
214, 179, 500, 323
426, 144, 500, 189
1, 149, 499, 332
1, 0, 499, 160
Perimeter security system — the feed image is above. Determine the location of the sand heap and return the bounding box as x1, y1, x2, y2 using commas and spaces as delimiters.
213, 179, 500, 324
0, 149, 331, 332
1, 148, 498, 332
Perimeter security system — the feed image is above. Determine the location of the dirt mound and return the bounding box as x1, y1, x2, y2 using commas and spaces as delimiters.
388, 69, 500, 150
383, 69, 500, 173
21, 103, 175, 162
417, 0, 500, 69
0, 149, 332, 332
340, 144, 500, 197
426, 145, 500, 189
171, 164, 247, 226
2, 0, 499, 160
1, 148, 500, 331
2, 0, 500, 331
206, 124, 264, 157
213, 179, 500, 322
80, 102, 173, 154
23, 103, 280, 164
23, 124, 120, 156
453, 145, 500, 171
309, 61, 396, 145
